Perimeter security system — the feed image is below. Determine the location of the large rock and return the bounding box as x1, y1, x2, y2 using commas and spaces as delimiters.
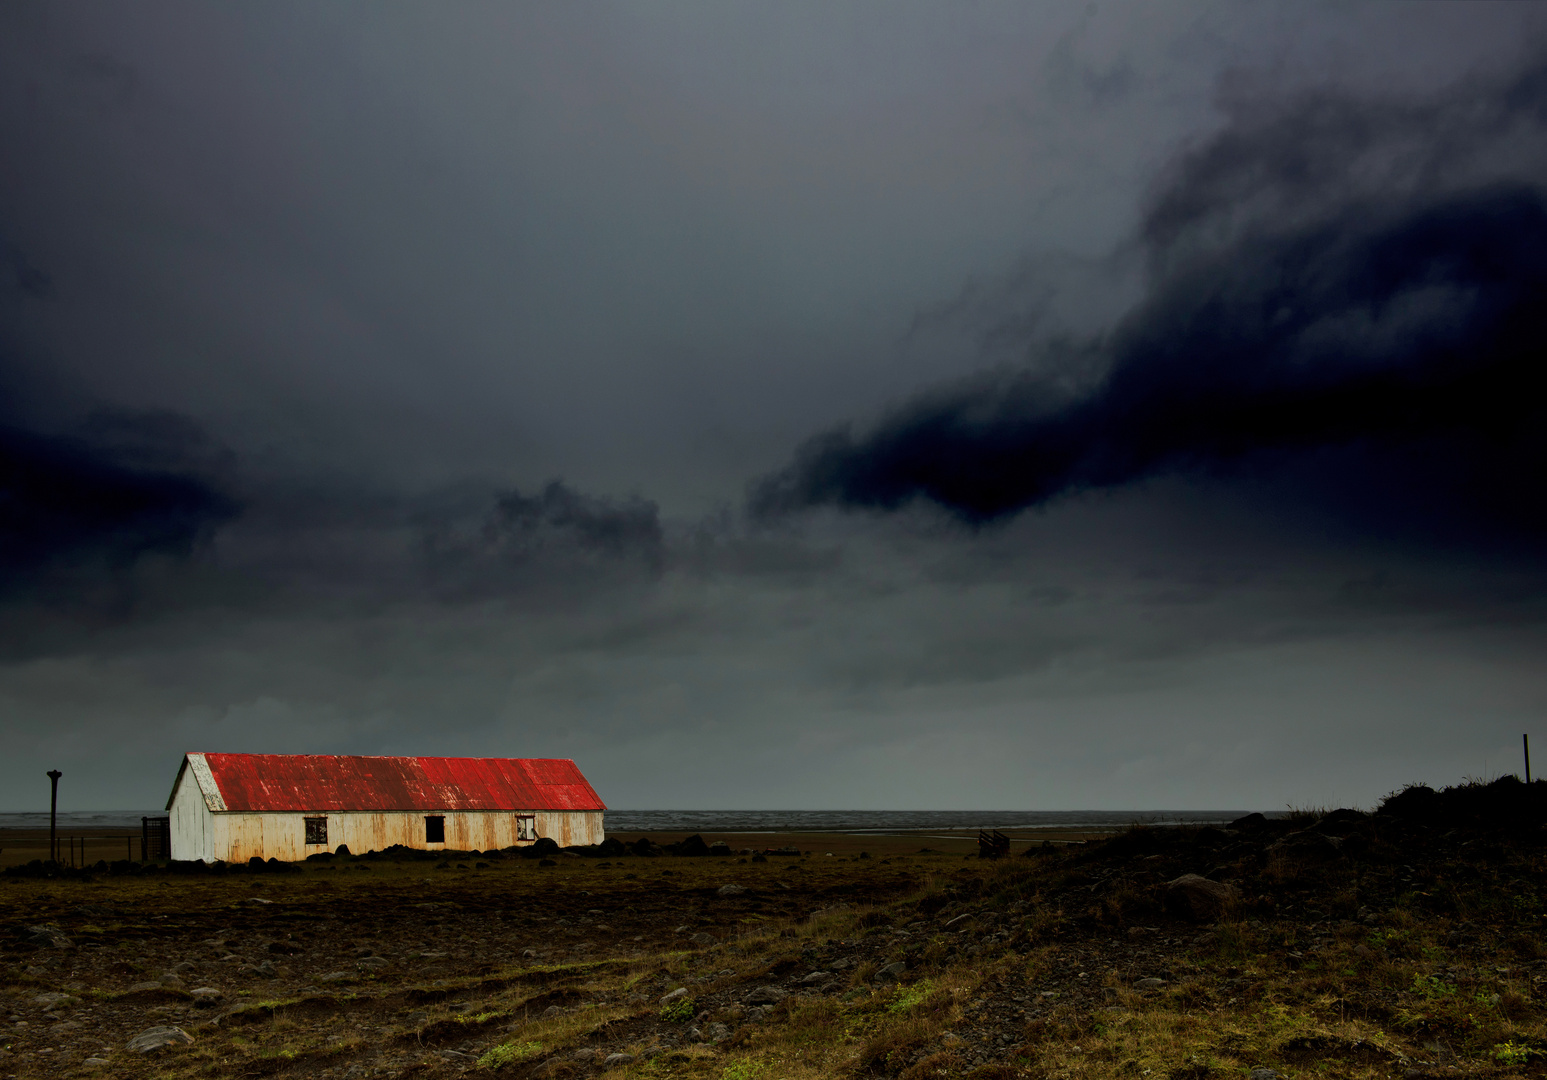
1164, 874, 1239, 920
717, 884, 746, 896
521, 837, 560, 859
126, 1026, 194, 1054
744, 985, 788, 1005
23, 925, 72, 949
1267, 830, 1344, 863
672, 834, 712, 857
1313, 808, 1368, 834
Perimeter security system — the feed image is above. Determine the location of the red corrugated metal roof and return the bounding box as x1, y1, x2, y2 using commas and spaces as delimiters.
195, 754, 605, 813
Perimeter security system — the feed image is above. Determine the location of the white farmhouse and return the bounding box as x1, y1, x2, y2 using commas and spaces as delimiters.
165, 753, 605, 863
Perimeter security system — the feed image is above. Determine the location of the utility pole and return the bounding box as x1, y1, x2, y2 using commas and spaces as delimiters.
1525, 734, 1533, 785
46, 770, 62, 864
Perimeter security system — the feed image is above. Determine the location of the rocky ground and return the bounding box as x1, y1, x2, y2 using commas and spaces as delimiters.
3, 778, 1546, 1079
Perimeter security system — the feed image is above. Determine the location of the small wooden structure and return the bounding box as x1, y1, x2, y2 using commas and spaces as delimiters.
977, 829, 1010, 859
166, 753, 605, 863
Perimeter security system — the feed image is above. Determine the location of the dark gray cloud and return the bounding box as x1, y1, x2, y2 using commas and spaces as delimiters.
0, 406, 239, 600
485, 482, 663, 566
752, 61, 1547, 557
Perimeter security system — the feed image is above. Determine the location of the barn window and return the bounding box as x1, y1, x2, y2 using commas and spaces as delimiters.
304, 817, 328, 845
425, 815, 445, 844
516, 815, 537, 841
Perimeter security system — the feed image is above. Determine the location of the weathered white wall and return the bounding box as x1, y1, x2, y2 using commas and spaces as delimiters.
168, 770, 216, 863
200, 809, 603, 863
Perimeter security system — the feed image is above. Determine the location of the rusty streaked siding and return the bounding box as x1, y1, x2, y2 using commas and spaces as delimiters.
206, 809, 603, 863
165, 752, 606, 863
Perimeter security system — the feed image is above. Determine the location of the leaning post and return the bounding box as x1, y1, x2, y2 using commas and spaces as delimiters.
46, 770, 62, 863
1526, 734, 1533, 785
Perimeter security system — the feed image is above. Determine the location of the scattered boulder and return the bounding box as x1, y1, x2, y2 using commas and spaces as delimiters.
23, 925, 72, 949
1134, 977, 1167, 991
660, 987, 690, 1006
1268, 830, 1344, 863
357, 956, 390, 970
1229, 812, 1268, 831
745, 985, 788, 1005
672, 834, 712, 857
597, 837, 628, 857
32, 992, 77, 1010
604, 1053, 635, 1068
1314, 808, 1369, 833
631, 837, 661, 857
717, 884, 746, 896
522, 837, 560, 859
689, 932, 717, 947
709, 841, 732, 856
125, 1026, 194, 1054
190, 988, 223, 1007
874, 962, 907, 982
1164, 874, 1240, 921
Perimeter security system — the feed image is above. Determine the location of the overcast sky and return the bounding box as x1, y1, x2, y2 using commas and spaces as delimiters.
3, 2, 1547, 813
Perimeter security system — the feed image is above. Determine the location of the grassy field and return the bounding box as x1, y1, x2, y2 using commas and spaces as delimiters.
2, 781, 1545, 1079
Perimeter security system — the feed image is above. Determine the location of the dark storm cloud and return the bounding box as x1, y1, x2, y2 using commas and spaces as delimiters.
751, 63, 1547, 548
404, 480, 670, 605
485, 482, 663, 565
0, 408, 240, 596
